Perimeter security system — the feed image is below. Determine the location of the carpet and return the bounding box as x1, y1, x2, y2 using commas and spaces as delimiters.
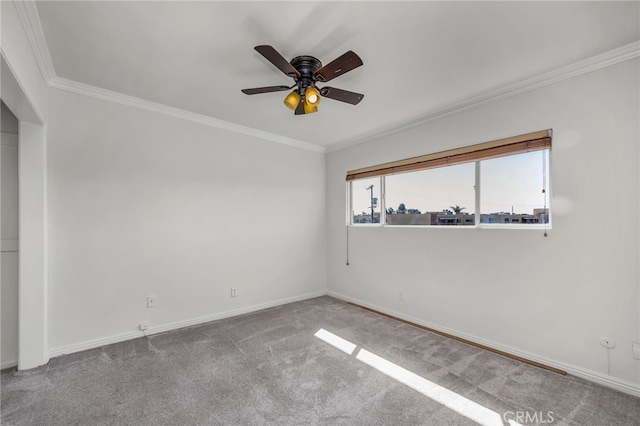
1, 296, 638, 425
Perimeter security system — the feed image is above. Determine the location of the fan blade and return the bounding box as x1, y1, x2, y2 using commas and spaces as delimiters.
314, 51, 363, 82
319, 87, 364, 105
254, 45, 300, 79
241, 86, 291, 95
294, 98, 305, 115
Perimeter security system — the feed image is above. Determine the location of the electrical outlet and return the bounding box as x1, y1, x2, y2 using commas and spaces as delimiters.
399, 290, 405, 300
147, 296, 157, 308
633, 342, 640, 360
139, 322, 149, 331
231, 287, 238, 297
599, 337, 616, 349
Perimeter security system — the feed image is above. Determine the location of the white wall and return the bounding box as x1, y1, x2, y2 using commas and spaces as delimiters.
4, 0, 638, 396
47, 88, 326, 351
1, 102, 19, 368
326, 59, 640, 390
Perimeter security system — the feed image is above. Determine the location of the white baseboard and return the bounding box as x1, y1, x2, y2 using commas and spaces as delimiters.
45, 289, 640, 397
1, 360, 18, 370
327, 290, 640, 397
49, 290, 327, 359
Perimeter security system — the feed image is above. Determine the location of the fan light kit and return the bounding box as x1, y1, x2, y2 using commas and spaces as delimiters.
242, 45, 364, 115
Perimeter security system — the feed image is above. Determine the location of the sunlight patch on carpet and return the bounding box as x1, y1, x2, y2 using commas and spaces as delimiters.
315, 328, 523, 426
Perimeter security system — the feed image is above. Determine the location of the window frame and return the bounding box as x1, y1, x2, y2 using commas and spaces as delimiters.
347, 130, 552, 229
346, 176, 385, 226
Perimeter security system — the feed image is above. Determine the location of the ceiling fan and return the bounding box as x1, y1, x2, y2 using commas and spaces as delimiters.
241, 45, 364, 115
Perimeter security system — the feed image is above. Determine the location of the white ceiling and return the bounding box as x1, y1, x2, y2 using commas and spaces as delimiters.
35, 1, 639, 151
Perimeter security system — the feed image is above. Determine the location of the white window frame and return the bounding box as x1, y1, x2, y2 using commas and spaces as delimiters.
347, 138, 552, 230
347, 177, 385, 227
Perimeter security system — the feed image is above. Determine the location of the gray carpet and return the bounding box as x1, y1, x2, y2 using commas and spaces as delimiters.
1, 296, 638, 425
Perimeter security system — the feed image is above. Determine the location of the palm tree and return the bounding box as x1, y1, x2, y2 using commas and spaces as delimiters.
449, 205, 466, 214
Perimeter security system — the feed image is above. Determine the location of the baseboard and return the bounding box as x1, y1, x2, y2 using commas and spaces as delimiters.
49, 290, 327, 359
327, 291, 640, 397
1, 360, 18, 370
147, 290, 327, 335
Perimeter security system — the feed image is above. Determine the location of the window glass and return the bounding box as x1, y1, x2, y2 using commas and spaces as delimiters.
346, 131, 551, 229
385, 163, 475, 226
351, 177, 381, 224
480, 150, 549, 224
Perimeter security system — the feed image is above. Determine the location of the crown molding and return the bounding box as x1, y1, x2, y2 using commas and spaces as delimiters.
14, 0, 325, 153
49, 77, 326, 153
12, 0, 56, 84
13, 0, 637, 155
327, 40, 640, 153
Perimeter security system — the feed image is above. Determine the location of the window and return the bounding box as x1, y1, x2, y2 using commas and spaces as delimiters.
347, 130, 551, 228
350, 177, 381, 224
480, 150, 550, 225
385, 163, 475, 226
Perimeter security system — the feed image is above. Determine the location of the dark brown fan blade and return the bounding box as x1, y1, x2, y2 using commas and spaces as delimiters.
241, 86, 291, 95
319, 87, 364, 105
294, 98, 305, 115
314, 51, 363, 82
254, 45, 300, 79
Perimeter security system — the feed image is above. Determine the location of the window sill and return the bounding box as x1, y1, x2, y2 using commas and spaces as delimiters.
349, 224, 552, 230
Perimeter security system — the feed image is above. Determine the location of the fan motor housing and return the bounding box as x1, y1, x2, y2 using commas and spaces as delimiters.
290, 56, 322, 80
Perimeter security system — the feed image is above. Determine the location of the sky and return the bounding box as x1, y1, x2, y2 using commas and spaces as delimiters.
352, 150, 549, 216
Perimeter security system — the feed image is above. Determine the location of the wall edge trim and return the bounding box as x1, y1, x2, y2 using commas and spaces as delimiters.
13, 1, 638, 154
1, 361, 18, 370
48, 77, 326, 153
327, 291, 640, 397
327, 40, 640, 153
48, 290, 328, 359
12, 0, 56, 84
